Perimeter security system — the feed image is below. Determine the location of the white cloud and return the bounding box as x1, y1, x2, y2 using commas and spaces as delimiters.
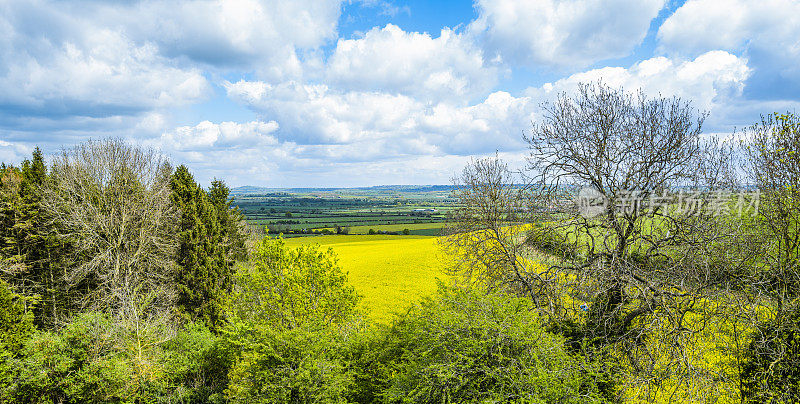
225, 80, 536, 155
126, 0, 343, 79
0, 140, 32, 165
160, 120, 280, 151
657, 0, 800, 100
657, 0, 799, 56
0, 0, 216, 132
0, 31, 209, 117
327, 24, 498, 102
0, 0, 345, 128
527, 51, 751, 113
470, 0, 666, 67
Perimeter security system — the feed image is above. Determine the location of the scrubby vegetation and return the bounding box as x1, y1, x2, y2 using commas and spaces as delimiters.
2, 84, 800, 402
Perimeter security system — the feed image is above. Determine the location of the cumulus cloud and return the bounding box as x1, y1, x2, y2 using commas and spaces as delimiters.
657, 0, 798, 55
0, 0, 345, 143
0, 140, 32, 165
160, 120, 280, 151
657, 0, 800, 100
327, 24, 498, 102
0, 1, 210, 120
470, 0, 665, 68
225, 80, 535, 156
126, 0, 343, 79
526, 51, 751, 114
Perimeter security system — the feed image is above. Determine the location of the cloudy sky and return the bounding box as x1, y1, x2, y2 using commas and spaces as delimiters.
1, 0, 798, 187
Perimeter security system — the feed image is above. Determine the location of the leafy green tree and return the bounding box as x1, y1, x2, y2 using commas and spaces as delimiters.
350, 285, 607, 403
171, 170, 247, 328
0, 279, 35, 401
5, 312, 224, 404
208, 179, 247, 263
221, 237, 361, 403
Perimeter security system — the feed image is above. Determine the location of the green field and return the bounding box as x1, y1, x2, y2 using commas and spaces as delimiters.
285, 234, 450, 322
232, 186, 456, 236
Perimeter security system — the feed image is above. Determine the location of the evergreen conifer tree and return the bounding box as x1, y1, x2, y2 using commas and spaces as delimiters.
0, 149, 67, 327
171, 166, 229, 327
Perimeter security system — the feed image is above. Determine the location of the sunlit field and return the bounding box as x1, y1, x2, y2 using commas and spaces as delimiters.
285, 234, 451, 322
286, 232, 752, 402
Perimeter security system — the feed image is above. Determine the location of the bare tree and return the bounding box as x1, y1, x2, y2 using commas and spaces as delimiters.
41, 139, 179, 323
439, 156, 554, 304
525, 83, 746, 396
446, 83, 744, 400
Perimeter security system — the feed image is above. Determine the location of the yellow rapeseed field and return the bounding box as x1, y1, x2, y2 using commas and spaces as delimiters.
285, 234, 451, 322
284, 233, 751, 401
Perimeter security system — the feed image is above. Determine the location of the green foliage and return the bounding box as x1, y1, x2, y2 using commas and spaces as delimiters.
5, 312, 224, 404
159, 322, 229, 403
208, 179, 248, 263
224, 324, 355, 404
350, 285, 607, 403
226, 237, 360, 329
0, 149, 68, 327
742, 305, 800, 403
8, 312, 143, 403
221, 237, 362, 403
0, 280, 35, 401
171, 166, 244, 328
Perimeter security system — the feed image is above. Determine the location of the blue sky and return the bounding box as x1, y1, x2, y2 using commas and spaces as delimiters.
1, 0, 798, 187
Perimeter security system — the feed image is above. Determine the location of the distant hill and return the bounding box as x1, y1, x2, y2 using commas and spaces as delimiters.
230, 185, 457, 195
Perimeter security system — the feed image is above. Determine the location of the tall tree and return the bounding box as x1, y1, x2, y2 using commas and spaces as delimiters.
40, 139, 179, 324
171, 167, 234, 327
0, 149, 68, 327
446, 82, 739, 399
739, 112, 800, 402
208, 179, 247, 263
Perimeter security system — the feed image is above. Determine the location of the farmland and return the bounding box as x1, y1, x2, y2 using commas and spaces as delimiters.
232, 185, 457, 236
285, 234, 450, 322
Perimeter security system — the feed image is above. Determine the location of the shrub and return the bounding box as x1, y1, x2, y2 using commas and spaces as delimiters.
5, 312, 224, 404
221, 237, 362, 403
351, 285, 606, 403
742, 305, 800, 402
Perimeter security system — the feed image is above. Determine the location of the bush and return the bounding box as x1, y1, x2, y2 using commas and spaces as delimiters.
0, 280, 35, 400
5, 312, 224, 404
742, 305, 800, 403
525, 222, 576, 259
350, 285, 606, 403
220, 237, 362, 403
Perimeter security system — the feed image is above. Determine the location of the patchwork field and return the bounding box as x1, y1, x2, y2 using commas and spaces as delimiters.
232, 185, 456, 236
285, 234, 451, 322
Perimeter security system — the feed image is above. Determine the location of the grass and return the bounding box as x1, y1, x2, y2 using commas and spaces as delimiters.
285, 234, 451, 322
